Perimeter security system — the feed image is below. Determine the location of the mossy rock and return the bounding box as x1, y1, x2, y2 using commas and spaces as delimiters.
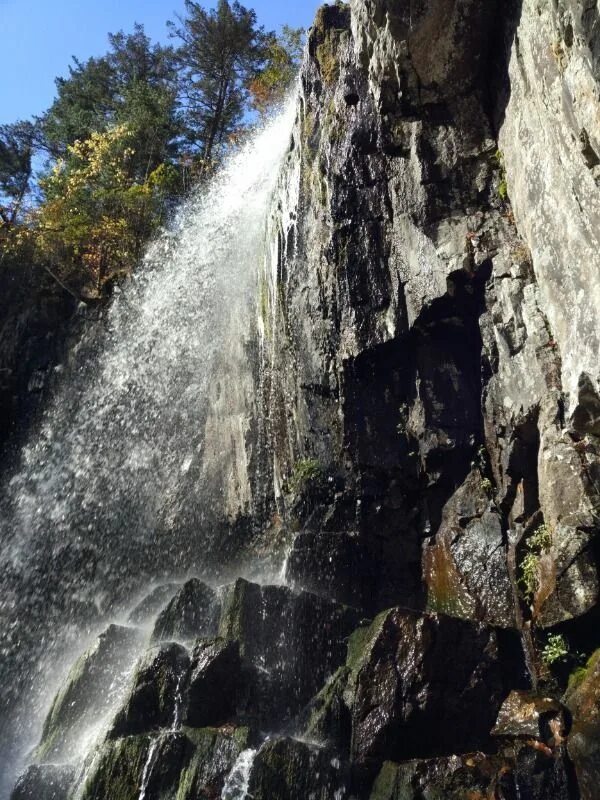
565, 648, 600, 799
34, 625, 145, 762
176, 727, 252, 800
109, 643, 190, 739
10, 764, 76, 800
247, 737, 347, 800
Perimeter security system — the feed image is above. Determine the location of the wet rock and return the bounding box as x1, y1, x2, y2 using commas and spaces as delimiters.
35, 624, 144, 761
348, 608, 503, 773
109, 643, 190, 738
369, 748, 573, 800
151, 579, 219, 643
178, 726, 253, 800
369, 755, 511, 800
247, 737, 348, 800
423, 469, 517, 628
80, 732, 187, 800
127, 584, 180, 626
218, 578, 362, 722
492, 691, 566, 744
302, 666, 352, 752
184, 639, 243, 729
80, 727, 252, 800
285, 530, 375, 609
10, 764, 76, 800
565, 648, 600, 799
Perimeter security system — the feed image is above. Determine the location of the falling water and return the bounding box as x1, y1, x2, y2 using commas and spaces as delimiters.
0, 98, 297, 797
221, 748, 258, 800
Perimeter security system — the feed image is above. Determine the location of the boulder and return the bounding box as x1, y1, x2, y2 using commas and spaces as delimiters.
151, 579, 219, 643
35, 624, 144, 761
247, 737, 348, 800
424, 470, 517, 628
348, 608, 503, 771
109, 643, 190, 738
565, 648, 600, 800
184, 639, 244, 728
218, 578, 362, 722
11, 765, 76, 800
176, 727, 253, 800
80, 733, 187, 800
492, 691, 566, 744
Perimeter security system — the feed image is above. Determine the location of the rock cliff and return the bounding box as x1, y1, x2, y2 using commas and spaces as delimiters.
6, 1, 600, 799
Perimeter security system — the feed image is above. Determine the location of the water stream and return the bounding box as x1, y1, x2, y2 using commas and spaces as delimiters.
0, 98, 297, 798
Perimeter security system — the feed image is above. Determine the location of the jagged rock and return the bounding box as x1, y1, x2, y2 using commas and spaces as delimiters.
109, 643, 190, 738
218, 578, 362, 722
184, 639, 243, 729
178, 727, 253, 800
565, 648, 600, 800
369, 749, 573, 800
151, 579, 219, 643
424, 469, 517, 628
492, 691, 566, 744
34, 624, 144, 761
348, 608, 503, 773
302, 666, 352, 751
80, 732, 187, 800
128, 584, 180, 626
285, 530, 375, 608
247, 737, 348, 800
10, 765, 76, 800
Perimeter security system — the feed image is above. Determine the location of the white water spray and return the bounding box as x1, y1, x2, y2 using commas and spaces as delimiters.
0, 98, 297, 798
221, 748, 258, 800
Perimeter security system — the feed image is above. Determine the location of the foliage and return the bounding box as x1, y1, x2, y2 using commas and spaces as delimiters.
0, 121, 36, 228
286, 458, 322, 494
249, 26, 305, 115
480, 478, 494, 496
541, 633, 569, 666
33, 126, 177, 298
169, 0, 272, 171
493, 149, 508, 202
519, 523, 553, 603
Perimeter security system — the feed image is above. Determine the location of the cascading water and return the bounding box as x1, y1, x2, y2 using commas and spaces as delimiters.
0, 98, 297, 798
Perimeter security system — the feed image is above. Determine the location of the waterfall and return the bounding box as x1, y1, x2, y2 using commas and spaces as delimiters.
0, 98, 297, 798
220, 748, 258, 800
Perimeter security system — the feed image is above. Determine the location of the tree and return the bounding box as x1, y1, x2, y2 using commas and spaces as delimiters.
41, 24, 181, 184
34, 125, 177, 299
0, 121, 37, 229
169, 0, 271, 172
249, 26, 305, 116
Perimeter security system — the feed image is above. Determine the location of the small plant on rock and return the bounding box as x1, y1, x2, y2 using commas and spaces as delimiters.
286, 458, 322, 494
542, 634, 570, 666
519, 523, 553, 603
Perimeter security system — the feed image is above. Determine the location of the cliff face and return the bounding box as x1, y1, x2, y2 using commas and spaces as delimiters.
8, 2, 600, 799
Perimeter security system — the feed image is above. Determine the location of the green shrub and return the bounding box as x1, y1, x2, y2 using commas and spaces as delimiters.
519, 523, 553, 602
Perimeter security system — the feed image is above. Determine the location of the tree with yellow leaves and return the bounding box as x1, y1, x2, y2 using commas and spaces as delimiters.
34, 125, 177, 300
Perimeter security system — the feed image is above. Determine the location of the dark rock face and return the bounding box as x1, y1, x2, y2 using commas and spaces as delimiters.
151, 579, 219, 643
109, 643, 190, 738
247, 738, 348, 800
127, 584, 180, 626
565, 649, 600, 800
218, 578, 362, 722
348, 609, 503, 772
35, 624, 144, 761
10, 765, 76, 800
184, 639, 243, 728
369, 750, 574, 800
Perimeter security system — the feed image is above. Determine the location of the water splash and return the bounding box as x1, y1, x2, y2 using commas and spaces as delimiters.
0, 98, 297, 798
221, 748, 257, 800
138, 737, 161, 800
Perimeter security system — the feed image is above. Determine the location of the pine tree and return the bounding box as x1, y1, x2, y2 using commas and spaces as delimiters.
169, 0, 271, 172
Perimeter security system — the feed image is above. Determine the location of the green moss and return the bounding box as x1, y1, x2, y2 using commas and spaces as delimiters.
568, 648, 600, 694
518, 524, 554, 603
80, 736, 151, 800
369, 761, 400, 800
285, 458, 322, 494
304, 666, 350, 742
176, 727, 250, 800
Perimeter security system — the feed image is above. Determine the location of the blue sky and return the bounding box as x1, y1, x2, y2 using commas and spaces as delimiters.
0, 0, 319, 125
